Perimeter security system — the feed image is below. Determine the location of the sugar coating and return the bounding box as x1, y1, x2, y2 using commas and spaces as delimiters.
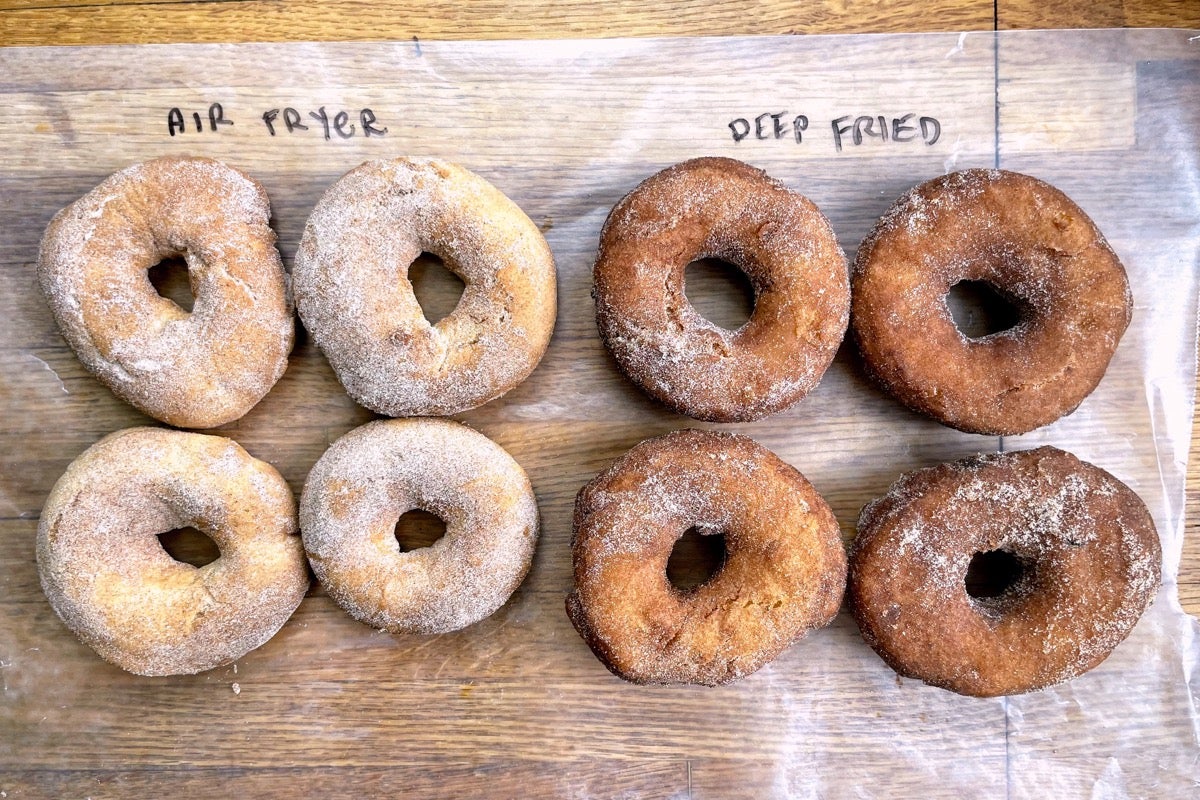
300, 418, 539, 634
849, 446, 1161, 697
568, 429, 846, 686
36, 157, 294, 429
37, 427, 309, 676
850, 169, 1132, 435
593, 157, 850, 423
293, 158, 557, 417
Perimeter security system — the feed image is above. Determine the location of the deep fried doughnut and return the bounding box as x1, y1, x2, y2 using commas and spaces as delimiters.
849, 446, 1161, 697
592, 157, 849, 422
568, 429, 846, 685
851, 169, 1131, 435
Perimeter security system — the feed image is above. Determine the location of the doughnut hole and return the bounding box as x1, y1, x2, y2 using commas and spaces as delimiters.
157, 526, 220, 568
666, 526, 728, 592
148, 254, 196, 313
408, 252, 465, 324
964, 549, 1029, 608
684, 257, 755, 331
393, 509, 447, 552
946, 280, 1024, 339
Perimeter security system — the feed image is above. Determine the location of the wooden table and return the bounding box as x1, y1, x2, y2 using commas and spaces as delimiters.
0, 0, 1197, 43
1, 2, 1198, 798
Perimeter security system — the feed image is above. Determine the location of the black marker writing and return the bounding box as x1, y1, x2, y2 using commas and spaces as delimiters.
208, 103, 233, 131
169, 103, 386, 140
260, 106, 383, 139
361, 109, 387, 137
920, 116, 941, 146
792, 114, 809, 143
831, 114, 941, 152
285, 108, 308, 132
167, 108, 186, 136
167, 103, 232, 136
729, 111, 808, 144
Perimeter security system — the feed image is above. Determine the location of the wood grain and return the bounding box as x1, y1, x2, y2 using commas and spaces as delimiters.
0, 0, 995, 46
998, 0, 1200, 30
0, 764, 691, 800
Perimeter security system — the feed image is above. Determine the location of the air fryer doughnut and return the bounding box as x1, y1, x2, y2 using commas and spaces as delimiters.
37, 427, 309, 676
300, 418, 539, 634
293, 158, 557, 417
37, 156, 294, 429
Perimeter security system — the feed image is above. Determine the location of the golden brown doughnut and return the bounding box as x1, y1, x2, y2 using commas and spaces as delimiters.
300, 418, 539, 634
592, 157, 849, 422
851, 169, 1131, 435
567, 429, 846, 685
37, 156, 294, 429
37, 427, 309, 676
849, 446, 1161, 697
293, 159, 557, 417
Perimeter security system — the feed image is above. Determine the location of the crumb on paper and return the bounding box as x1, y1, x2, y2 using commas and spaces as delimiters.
232, 682, 241, 695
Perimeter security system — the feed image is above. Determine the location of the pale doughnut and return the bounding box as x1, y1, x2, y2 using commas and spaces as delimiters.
37, 427, 309, 676
293, 158, 557, 416
37, 156, 294, 428
300, 418, 539, 634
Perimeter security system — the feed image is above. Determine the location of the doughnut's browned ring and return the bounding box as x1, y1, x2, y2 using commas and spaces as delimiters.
851, 169, 1131, 435
567, 429, 846, 686
848, 446, 1160, 697
593, 157, 849, 422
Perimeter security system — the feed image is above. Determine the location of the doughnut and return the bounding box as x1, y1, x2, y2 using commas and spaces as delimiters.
848, 446, 1161, 697
37, 156, 294, 429
293, 158, 557, 417
37, 427, 309, 676
300, 418, 539, 634
851, 169, 1131, 435
592, 157, 849, 422
567, 429, 846, 686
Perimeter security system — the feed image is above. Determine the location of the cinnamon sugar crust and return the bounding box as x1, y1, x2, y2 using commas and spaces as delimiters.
293, 159, 557, 417
567, 429, 846, 686
850, 169, 1131, 435
37, 156, 294, 429
300, 418, 539, 635
848, 446, 1161, 697
592, 157, 850, 423
37, 427, 309, 676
